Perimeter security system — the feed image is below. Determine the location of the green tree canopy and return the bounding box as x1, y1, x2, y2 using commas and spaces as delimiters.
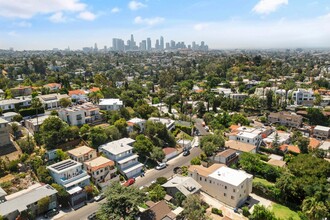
97, 182, 146, 220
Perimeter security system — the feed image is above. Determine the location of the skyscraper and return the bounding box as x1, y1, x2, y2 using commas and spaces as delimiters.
147, 38, 151, 51
155, 39, 160, 50
130, 34, 136, 50
160, 36, 164, 50
141, 40, 147, 51
94, 43, 98, 52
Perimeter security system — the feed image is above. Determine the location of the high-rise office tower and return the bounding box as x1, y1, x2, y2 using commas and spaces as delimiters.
165, 42, 170, 50
112, 38, 125, 51
192, 41, 196, 50
147, 38, 151, 50
155, 39, 160, 50
94, 43, 98, 51
170, 40, 175, 49
130, 34, 135, 50
160, 36, 164, 50
141, 40, 147, 51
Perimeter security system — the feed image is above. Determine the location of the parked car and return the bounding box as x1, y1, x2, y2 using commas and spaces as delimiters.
44, 208, 59, 218
183, 150, 190, 156
94, 193, 106, 202
124, 178, 135, 186
155, 163, 167, 170
87, 212, 97, 220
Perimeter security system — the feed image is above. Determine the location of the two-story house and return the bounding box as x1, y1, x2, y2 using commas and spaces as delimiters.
313, 125, 330, 139
127, 118, 146, 133
24, 115, 51, 134
99, 138, 143, 178
67, 146, 97, 163
68, 90, 88, 102
292, 88, 314, 105
0, 184, 58, 220
47, 159, 90, 207
58, 107, 85, 126
148, 117, 175, 131
98, 99, 123, 111
268, 111, 303, 128
38, 94, 70, 109
0, 98, 31, 112
44, 83, 62, 92
188, 164, 253, 208
84, 156, 119, 190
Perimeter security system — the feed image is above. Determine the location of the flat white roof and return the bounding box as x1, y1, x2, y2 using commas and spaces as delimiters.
0, 184, 57, 216
128, 117, 146, 124
99, 138, 135, 155
237, 132, 259, 139
315, 125, 330, 132
319, 141, 330, 151
25, 115, 50, 126
99, 98, 123, 106
209, 166, 252, 186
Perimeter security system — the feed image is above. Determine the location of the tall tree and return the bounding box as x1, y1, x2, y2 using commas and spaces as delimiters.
249, 205, 277, 220
182, 195, 209, 220
97, 182, 146, 220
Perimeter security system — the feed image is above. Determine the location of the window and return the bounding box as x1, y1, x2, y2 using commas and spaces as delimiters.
225, 186, 227, 189
233, 189, 236, 192
209, 180, 211, 183
241, 185, 243, 188
231, 196, 234, 200
224, 193, 226, 197
200, 177, 202, 181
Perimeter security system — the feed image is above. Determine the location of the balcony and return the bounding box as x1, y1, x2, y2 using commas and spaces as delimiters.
59, 170, 89, 185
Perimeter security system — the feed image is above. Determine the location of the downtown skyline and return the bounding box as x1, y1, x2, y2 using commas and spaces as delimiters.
0, 0, 330, 50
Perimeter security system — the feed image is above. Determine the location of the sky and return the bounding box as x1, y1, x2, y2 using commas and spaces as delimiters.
0, 0, 330, 50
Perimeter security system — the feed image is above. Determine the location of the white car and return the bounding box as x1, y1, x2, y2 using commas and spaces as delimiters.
155, 163, 167, 170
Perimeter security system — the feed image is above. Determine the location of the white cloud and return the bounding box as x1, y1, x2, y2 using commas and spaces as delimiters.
14, 21, 32, 27
253, 0, 288, 14
111, 7, 120, 13
0, 0, 87, 19
77, 11, 96, 21
194, 23, 209, 31
134, 16, 164, 26
128, 1, 147, 11
8, 31, 18, 37
49, 12, 67, 23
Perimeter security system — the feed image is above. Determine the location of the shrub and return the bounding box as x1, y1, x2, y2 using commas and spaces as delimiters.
156, 177, 168, 185
211, 208, 223, 216
190, 157, 201, 165
242, 206, 250, 217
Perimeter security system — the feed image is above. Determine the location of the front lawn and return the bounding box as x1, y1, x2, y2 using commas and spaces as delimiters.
253, 177, 275, 187
271, 203, 300, 220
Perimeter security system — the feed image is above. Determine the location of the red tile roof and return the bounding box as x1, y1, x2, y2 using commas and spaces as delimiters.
89, 87, 100, 93
162, 147, 177, 155
69, 89, 86, 96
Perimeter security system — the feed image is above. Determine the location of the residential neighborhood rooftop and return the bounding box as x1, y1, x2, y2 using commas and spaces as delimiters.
67, 145, 95, 157
208, 166, 253, 186
99, 138, 135, 155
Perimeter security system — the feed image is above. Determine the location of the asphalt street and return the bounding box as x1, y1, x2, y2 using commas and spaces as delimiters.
57, 146, 202, 220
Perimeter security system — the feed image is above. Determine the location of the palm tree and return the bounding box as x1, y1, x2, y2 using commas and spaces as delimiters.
31, 97, 42, 132
88, 91, 104, 104
302, 197, 328, 220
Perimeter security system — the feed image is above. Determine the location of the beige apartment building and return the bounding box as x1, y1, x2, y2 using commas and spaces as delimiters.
188, 164, 253, 207
0, 118, 11, 147
67, 146, 97, 163
268, 111, 303, 128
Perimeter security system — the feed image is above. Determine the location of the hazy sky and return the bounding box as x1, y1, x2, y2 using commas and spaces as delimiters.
1, 0, 330, 50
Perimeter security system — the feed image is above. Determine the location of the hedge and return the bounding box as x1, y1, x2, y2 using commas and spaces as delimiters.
19, 107, 45, 117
